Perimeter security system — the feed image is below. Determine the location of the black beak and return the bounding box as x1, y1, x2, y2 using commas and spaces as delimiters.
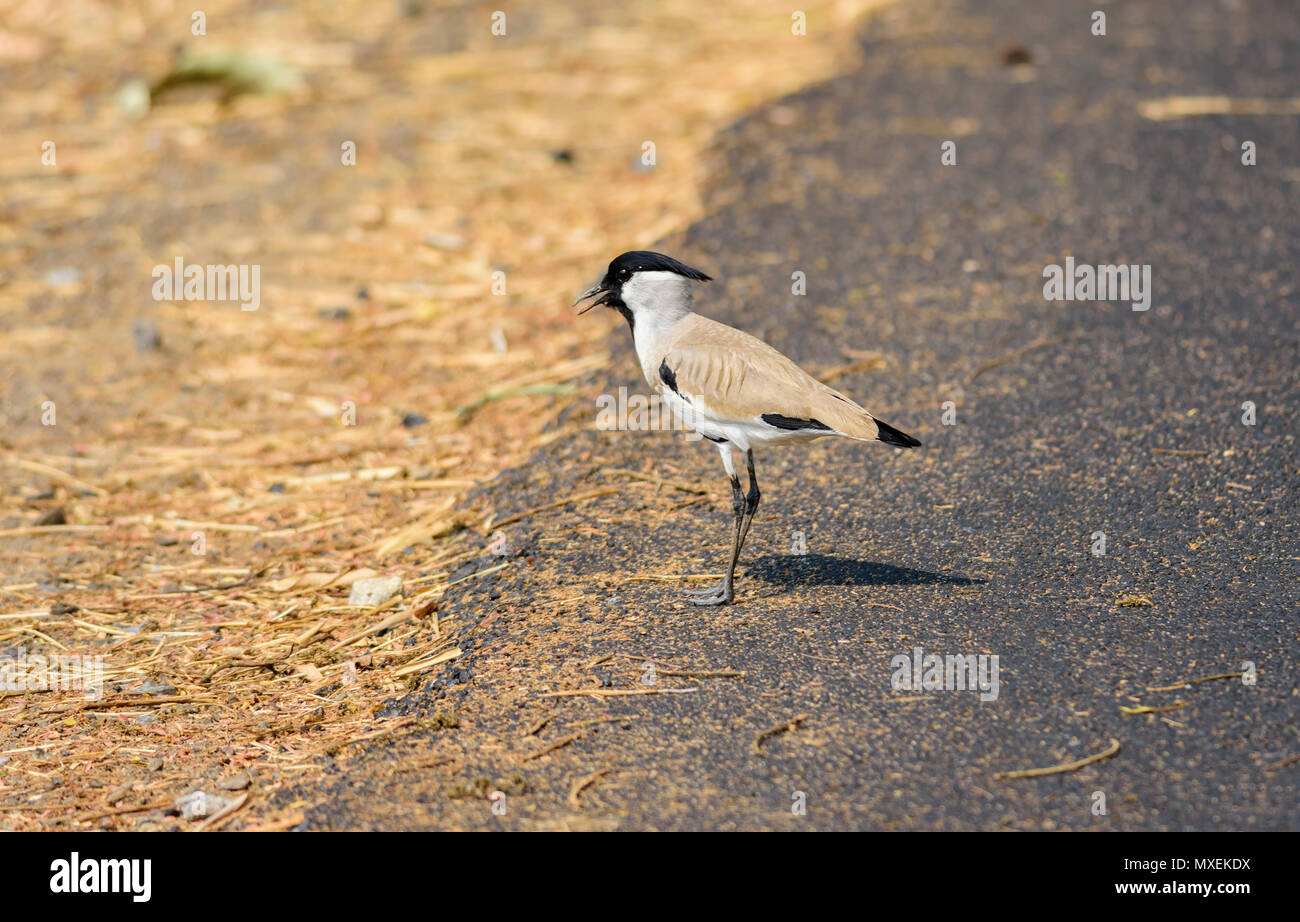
573, 282, 610, 315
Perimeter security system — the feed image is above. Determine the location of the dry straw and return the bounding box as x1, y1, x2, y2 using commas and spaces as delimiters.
0, 0, 893, 829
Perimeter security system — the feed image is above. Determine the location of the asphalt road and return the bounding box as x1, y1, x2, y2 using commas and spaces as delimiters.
297, 0, 1299, 830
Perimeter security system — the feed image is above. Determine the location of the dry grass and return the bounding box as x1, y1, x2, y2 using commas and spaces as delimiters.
0, 0, 894, 828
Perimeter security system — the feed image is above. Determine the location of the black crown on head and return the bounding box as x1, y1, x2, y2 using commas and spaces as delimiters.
607, 251, 712, 282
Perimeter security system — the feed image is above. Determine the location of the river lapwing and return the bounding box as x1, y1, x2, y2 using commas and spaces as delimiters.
576, 251, 920, 605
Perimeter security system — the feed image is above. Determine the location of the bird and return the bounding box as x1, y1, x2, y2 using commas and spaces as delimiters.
575, 250, 921, 606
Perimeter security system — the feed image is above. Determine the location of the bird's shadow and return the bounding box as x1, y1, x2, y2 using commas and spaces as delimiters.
748, 553, 985, 588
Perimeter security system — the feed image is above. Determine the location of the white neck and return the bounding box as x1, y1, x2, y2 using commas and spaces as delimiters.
621, 271, 696, 382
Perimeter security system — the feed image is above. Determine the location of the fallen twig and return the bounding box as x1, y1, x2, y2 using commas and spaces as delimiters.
753, 713, 809, 756
605, 468, 710, 495
59, 695, 210, 712
331, 717, 417, 751
1120, 701, 1188, 715
537, 687, 697, 699
967, 335, 1058, 383
568, 768, 610, 808
1138, 95, 1300, 121
0, 524, 108, 538
489, 488, 622, 530
524, 713, 553, 736
994, 738, 1121, 780
328, 600, 436, 652
6, 457, 106, 495
627, 572, 723, 583
81, 798, 173, 822
390, 646, 462, 677
195, 792, 249, 831
393, 755, 457, 774
522, 731, 583, 762
1147, 672, 1246, 693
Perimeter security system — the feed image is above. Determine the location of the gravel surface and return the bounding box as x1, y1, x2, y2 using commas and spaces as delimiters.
296, 0, 1298, 831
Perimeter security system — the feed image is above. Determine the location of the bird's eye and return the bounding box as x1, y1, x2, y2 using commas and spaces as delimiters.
617, 268, 631, 282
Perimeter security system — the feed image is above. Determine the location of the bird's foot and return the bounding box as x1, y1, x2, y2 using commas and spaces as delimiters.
682, 582, 719, 596
683, 581, 733, 606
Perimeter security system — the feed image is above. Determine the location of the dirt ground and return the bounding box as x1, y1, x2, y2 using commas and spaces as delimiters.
4, 0, 1297, 833
293, 0, 1298, 831
0, 0, 894, 829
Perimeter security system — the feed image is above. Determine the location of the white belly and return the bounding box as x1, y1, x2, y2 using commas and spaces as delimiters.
656, 384, 830, 452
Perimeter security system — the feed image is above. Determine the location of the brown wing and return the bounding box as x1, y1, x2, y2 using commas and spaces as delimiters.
658, 315, 884, 440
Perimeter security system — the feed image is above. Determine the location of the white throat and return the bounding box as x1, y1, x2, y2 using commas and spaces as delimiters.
621, 271, 697, 382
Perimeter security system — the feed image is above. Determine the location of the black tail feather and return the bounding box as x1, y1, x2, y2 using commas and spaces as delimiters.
873, 417, 921, 448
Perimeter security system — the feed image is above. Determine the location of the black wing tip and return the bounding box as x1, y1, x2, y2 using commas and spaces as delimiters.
873, 417, 921, 448
761, 413, 833, 432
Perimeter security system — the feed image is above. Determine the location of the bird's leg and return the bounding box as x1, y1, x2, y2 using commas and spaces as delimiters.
684, 474, 743, 605
685, 444, 744, 605
736, 450, 761, 554
692, 451, 760, 606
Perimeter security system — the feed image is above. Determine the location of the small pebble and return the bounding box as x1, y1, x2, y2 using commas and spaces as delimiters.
422, 231, 465, 251
217, 772, 250, 791
132, 318, 162, 351
1000, 43, 1033, 66
114, 79, 151, 117
348, 576, 403, 607
126, 678, 177, 696
35, 507, 66, 526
